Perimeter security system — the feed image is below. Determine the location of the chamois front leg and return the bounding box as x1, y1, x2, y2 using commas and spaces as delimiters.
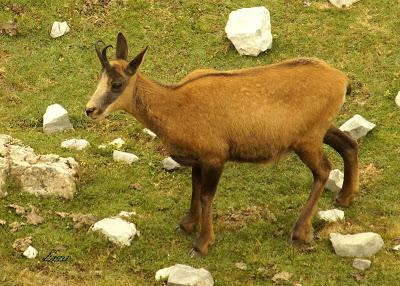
190, 163, 223, 256
291, 147, 331, 248
179, 166, 202, 233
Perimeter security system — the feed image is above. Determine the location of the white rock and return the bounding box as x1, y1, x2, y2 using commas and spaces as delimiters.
395, 91, 400, 108
330, 232, 384, 257
393, 244, 400, 251
61, 139, 90, 151
110, 138, 125, 149
43, 104, 73, 134
155, 264, 214, 286
113, 151, 138, 164
318, 209, 345, 222
0, 157, 9, 198
143, 128, 157, 139
23, 245, 38, 259
0, 135, 79, 199
339, 114, 375, 140
50, 21, 70, 38
118, 211, 136, 218
329, 0, 360, 8
325, 169, 344, 192
162, 157, 181, 171
92, 217, 137, 246
225, 6, 273, 56
352, 258, 371, 271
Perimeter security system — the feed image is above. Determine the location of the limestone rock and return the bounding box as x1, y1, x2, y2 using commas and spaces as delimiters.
61, 139, 90, 150
113, 151, 138, 164
143, 128, 157, 139
330, 232, 384, 257
352, 258, 371, 271
110, 138, 125, 149
50, 21, 70, 38
43, 104, 73, 134
23, 245, 38, 259
155, 264, 214, 286
91, 217, 137, 246
225, 6, 273, 56
325, 169, 344, 192
118, 211, 136, 218
329, 0, 360, 8
393, 244, 400, 251
162, 157, 181, 171
339, 114, 375, 140
395, 91, 400, 108
318, 209, 345, 222
0, 134, 79, 199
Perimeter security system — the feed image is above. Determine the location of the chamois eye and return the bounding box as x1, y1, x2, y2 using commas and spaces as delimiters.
111, 81, 122, 91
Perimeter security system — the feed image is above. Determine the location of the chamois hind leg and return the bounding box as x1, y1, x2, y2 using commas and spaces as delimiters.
323, 126, 359, 207
179, 166, 202, 233
291, 145, 331, 247
190, 162, 224, 256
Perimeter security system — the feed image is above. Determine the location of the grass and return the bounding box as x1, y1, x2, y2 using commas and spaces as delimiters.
1, 0, 400, 285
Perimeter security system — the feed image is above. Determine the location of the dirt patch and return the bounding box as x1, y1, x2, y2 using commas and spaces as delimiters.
316, 221, 363, 240
360, 163, 382, 188
215, 205, 276, 231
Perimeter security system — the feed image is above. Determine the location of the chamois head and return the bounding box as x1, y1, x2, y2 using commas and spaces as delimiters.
85, 33, 147, 120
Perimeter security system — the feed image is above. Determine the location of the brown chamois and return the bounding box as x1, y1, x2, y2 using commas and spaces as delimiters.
86, 33, 359, 256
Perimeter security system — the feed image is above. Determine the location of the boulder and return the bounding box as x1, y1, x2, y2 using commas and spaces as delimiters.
113, 151, 139, 164
318, 209, 345, 222
143, 128, 157, 139
162, 157, 181, 171
61, 139, 90, 151
23, 245, 38, 259
330, 232, 384, 257
225, 6, 273, 56
43, 104, 73, 134
0, 134, 79, 199
352, 258, 371, 271
155, 264, 214, 286
325, 169, 344, 192
339, 114, 375, 140
50, 21, 70, 38
91, 217, 137, 246
329, 0, 360, 8
395, 91, 400, 108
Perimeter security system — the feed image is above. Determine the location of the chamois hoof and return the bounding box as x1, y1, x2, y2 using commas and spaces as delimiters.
179, 215, 199, 234
290, 226, 314, 248
188, 247, 204, 258
335, 196, 352, 208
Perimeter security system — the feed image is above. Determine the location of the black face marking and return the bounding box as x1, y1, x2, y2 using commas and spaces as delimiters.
97, 67, 127, 113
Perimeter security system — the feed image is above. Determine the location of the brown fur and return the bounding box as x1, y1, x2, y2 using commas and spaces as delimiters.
86, 33, 359, 256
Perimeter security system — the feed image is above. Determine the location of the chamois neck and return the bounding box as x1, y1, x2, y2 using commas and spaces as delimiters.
131, 72, 172, 136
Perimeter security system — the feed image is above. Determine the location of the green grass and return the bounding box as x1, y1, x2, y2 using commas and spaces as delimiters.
1, 0, 400, 285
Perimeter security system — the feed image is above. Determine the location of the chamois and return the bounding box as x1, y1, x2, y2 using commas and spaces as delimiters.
86, 33, 359, 256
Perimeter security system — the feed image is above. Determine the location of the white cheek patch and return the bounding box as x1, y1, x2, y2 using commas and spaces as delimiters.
93, 73, 109, 99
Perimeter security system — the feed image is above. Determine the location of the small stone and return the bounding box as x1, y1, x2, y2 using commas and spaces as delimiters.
155, 264, 214, 286
110, 138, 125, 149
50, 21, 70, 38
325, 169, 344, 192
235, 262, 247, 270
304, 1, 311, 7
0, 219, 6, 225
23, 245, 38, 259
143, 128, 157, 139
61, 139, 90, 150
395, 91, 400, 108
272, 271, 291, 283
162, 157, 181, 170
118, 211, 136, 218
339, 114, 375, 140
225, 6, 273, 56
91, 217, 137, 246
43, 104, 73, 134
113, 151, 139, 164
352, 258, 371, 271
318, 209, 345, 222
330, 232, 384, 257
392, 244, 400, 251
329, 0, 360, 8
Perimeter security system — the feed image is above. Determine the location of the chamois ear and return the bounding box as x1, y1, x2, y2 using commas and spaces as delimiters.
116, 32, 128, 60
127, 46, 148, 75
